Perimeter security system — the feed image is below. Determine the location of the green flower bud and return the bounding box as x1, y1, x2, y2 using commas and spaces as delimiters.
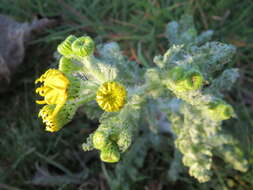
57, 35, 77, 58
184, 70, 203, 90
71, 36, 95, 57
168, 67, 203, 92
100, 142, 120, 163
59, 57, 81, 73
169, 66, 184, 82
207, 100, 234, 121
92, 130, 109, 150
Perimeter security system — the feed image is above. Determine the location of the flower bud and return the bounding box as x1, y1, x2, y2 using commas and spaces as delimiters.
100, 142, 120, 163
57, 35, 77, 58
168, 67, 203, 91
207, 100, 234, 121
71, 36, 95, 57
92, 130, 109, 150
184, 70, 203, 90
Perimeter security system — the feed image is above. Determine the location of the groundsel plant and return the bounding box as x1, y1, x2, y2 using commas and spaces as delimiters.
35, 15, 248, 183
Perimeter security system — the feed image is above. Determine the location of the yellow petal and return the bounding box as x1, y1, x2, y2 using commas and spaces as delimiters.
44, 89, 65, 105
36, 100, 47, 105
35, 86, 51, 96
44, 71, 69, 90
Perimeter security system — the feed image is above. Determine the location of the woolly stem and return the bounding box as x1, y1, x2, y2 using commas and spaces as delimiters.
81, 56, 107, 83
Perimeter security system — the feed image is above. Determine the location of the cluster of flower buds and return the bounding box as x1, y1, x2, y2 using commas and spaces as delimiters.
57, 35, 95, 58
92, 126, 132, 163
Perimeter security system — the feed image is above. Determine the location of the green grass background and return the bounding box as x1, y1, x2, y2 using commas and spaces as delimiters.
0, 0, 253, 189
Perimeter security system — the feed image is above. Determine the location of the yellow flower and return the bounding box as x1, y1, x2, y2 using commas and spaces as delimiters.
38, 105, 61, 132
96, 81, 127, 112
35, 69, 69, 114
38, 102, 78, 132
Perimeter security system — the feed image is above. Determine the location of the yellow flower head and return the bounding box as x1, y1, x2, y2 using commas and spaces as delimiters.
38, 105, 61, 132
38, 102, 78, 132
35, 69, 69, 107
96, 81, 127, 112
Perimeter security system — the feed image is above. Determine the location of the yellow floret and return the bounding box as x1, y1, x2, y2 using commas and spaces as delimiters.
38, 105, 61, 132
